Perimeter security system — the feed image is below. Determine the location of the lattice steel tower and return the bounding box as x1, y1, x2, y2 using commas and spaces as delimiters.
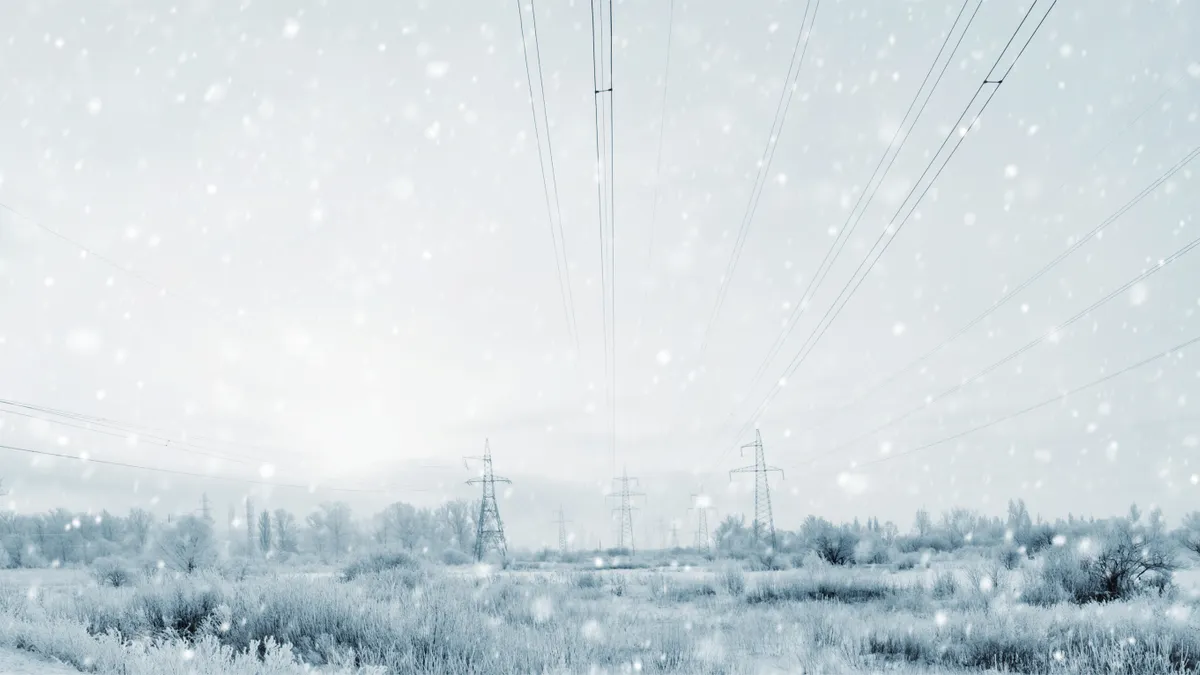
553, 506, 572, 557
730, 429, 784, 549
607, 468, 645, 553
689, 486, 716, 553
466, 439, 511, 562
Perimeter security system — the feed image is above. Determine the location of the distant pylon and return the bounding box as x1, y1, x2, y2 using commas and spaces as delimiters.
606, 467, 645, 553
245, 497, 255, 557
689, 486, 716, 553
200, 493, 212, 522
730, 429, 784, 550
668, 520, 680, 550
465, 439, 511, 562
553, 506, 572, 557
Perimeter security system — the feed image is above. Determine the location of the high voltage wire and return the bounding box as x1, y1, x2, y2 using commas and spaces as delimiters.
0, 405, 258, 466
816, 141, 1200, 428
515, 0, 580, 348
698, 0, 820, 357
0, 201, 241, 326
589, 0, 611, 469
849, 332, 1200, 471
821, 229, 1200, 457
638, 0, 675, 334
0, 441, 432, 494
740, 0, 983, 396
0, 397, 312, 463
712, 0, 1059, 467
589, 0, 617, 471
607, 0, 617, 474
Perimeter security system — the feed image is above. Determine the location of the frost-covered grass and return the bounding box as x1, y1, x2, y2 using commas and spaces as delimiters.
0, 561, 1198, 674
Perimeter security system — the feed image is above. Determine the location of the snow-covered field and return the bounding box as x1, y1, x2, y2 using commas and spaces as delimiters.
0, 648, 79, 675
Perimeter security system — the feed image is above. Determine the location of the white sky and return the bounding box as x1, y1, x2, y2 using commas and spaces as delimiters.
1, 0, 1199, 547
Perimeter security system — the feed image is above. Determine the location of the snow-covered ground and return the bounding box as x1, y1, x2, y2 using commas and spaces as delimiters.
0, 649, 78, 675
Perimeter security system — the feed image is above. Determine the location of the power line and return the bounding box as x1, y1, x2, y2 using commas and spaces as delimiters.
823, 229, 1200, 457
0, 201, 240, 326
699, 0, 820, 356
817, 141, 1200, 427
642, 0, 675, 296
0, 440, 429, 494
719, 0, 1059, 459
739, 0, 982, 396
851, 332, 1200, 470
0, 396, 313, 464
0, 404, 257, 466
606, 0, 617, 474
589, 0, 616, 472
515, 0, 580, 347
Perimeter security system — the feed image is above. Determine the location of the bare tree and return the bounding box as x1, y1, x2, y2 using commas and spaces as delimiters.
437, 499, 475, 552
913, 508, 932, 537
127, 508, 154, 552
273, 509, 299, 553
802, 516, 858, 565
257, 510, 272, 554
1087, 517, 1177, 600
160, 515, 217, 573
318, 502, 354, 557
1177, 512, 1200, 558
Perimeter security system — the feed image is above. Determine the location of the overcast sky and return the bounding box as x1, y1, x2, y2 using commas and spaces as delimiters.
1, 0, 1198, 547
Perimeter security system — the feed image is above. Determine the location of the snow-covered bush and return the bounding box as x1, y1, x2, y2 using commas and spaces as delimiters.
90, 555, 138, 587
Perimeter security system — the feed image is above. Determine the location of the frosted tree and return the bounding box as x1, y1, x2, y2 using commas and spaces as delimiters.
274, 509, 299, 553
258, 511, 273, 554
127, 508, 154, 552
160, 515, 217, 573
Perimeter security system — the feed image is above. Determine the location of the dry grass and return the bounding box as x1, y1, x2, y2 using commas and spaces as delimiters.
0, 559, 1197, 674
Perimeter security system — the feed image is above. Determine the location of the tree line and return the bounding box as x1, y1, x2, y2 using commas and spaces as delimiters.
0, 498, 481, 569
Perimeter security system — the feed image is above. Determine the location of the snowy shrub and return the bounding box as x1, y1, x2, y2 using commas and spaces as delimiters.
997, 547, 1023, 570
719, 565, 746, 596
440, 548, 472, 566
159, 515, 218, 573
802, 518, 859, 565
90, 556, 137, 587
571, 571, 603, 589
853, 538, 893, 565
340, 550, 420, 581
930, 571, 958, 599
1023, 518, 1177, 605
746, 574, 895, 604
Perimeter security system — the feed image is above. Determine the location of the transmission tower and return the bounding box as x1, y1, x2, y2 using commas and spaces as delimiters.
245, 497, 255, 558
688, 486, 716, 553
668, 520, 681, 550
552, 506, 572, 557
606, 468, 645, 553
465, 439, 511, 562
200, 493, 212, 522
730, 429, 784, 550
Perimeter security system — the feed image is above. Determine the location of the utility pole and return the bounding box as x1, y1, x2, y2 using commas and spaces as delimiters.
688, 486, 716, 553
606, 468, 645, 554
552, 506, 571, 557
200, 493, 212, 523
730, 428, 784, 550
245, 497, 256, 557
465, 439, 511, 562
